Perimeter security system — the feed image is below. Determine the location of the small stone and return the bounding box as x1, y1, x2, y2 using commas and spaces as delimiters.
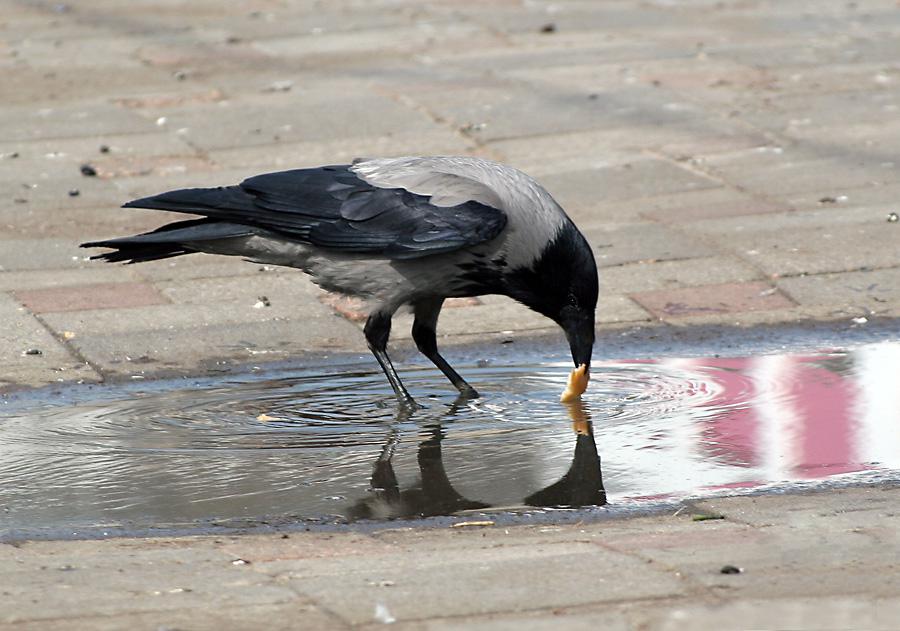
888, 212, 899, 223
79, 164, 97, 177
253, 296, 271, 309
720, 564, 743, 574
99, 144, 110, 153
68, 189, 80, 197
231, 558, 251, 566
23, 348, 43, 356
263, 80, 294, 93
540, 22, 557, 33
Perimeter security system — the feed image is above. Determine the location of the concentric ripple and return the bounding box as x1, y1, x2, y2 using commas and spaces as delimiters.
1, 343, 899, 537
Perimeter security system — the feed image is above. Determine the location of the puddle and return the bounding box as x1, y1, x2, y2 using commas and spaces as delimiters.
2, 341, 900, 539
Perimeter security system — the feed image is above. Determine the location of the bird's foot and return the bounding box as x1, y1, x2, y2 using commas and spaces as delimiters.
455, 384, 480, 400
398, 395, 423, 411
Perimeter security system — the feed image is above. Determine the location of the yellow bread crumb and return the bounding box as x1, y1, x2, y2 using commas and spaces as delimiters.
560, 364, 589, 403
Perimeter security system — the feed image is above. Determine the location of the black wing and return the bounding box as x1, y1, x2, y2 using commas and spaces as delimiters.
121, 165, 507, 260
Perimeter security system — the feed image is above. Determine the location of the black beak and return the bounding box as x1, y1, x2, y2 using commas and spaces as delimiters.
562, 311, 595, 370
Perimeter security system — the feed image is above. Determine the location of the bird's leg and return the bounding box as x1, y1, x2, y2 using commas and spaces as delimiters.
412, 298, 478, 398
364, 311, 417, 407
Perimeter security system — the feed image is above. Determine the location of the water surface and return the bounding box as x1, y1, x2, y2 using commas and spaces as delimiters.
2, 342, 899, 538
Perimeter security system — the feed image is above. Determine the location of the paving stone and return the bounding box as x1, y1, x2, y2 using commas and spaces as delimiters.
697, 147, 894, 197
638, 597, 900, 631
53, 315, 367, 378
686, 206, 900, 276
777, 267, 900, 317
220, 532, 395, 564
146, 92, 437, 152
0, 133, 196, 184
692, 486, 900, 530
252, 22, 490, 59
0, 292, 97, 391
1, 64, 177, 107
0, 239, 90, 272
582, 223, 716, 269
261, 542, 686, 625
376, 606, 632, 631
537, 159, 719, 222
0, 102, 156, 142
1, 543, 298, 624
736, 90, 900, 135
127, 254, 268, 282
635, 187, 789, 223
780, 182, 900, 213
154, 271, 325, 306
599, 256, 763, 295
14, 282, 169, 314
0, 267, 136, 291
9, 603, 345, 631
630, 281, 795, 320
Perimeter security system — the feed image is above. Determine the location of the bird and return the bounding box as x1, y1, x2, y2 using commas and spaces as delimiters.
81, 156, 598, 406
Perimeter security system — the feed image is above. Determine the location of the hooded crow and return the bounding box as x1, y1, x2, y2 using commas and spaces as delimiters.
82, 156, 598, 405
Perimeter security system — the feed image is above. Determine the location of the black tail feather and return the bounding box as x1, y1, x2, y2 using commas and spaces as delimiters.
88, 244, 193, 264
81, 218, 258, 264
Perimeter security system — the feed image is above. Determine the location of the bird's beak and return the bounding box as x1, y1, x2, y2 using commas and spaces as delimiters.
563, 314, 594, 370
560, 314, 594, 403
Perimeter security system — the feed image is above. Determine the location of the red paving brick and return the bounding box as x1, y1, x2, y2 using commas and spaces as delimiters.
630, 281, 795, 319
14, 282, 169, 313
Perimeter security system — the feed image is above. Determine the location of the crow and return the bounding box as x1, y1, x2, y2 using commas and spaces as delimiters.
82, 156, 598, 406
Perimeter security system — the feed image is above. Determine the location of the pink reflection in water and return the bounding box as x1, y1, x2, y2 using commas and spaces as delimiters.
592, 343, 900, 506
631, 346, 900, 490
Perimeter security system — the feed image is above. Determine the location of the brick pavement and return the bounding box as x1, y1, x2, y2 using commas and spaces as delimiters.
3, 487, 899, 629
2, 0, 899, 390
2, 1, 900, 628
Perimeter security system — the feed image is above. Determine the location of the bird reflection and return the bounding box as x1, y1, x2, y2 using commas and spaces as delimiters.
346, 398, 606, 520
525, 401, 607, 508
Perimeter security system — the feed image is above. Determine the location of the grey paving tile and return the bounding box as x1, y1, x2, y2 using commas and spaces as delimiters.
54, 316, 367, 378
777, 267, 900, 317
539, 159, 719, 222
0, 102, 156, 142
582, 222, 717, 269
636, 597, 900, 631
1, 544, 298, 624
0, 292, 98, 390
686, 206, 900, 276
599, 256, 763, 295
263, 542, 686, 625
9, 603, 345, 631
147, 91, 438, 151
0, 239, 91, 272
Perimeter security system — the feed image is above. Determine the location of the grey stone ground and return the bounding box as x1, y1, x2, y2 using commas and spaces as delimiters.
2, 0, 900, 628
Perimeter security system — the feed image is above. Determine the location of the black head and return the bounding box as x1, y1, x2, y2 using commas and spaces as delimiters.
506, 221, 598, 369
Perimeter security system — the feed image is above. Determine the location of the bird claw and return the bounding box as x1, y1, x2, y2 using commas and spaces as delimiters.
398, 396, 423, 412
